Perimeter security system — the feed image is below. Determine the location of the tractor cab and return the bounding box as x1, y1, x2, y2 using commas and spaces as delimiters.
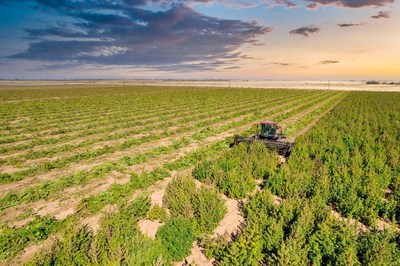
259, 121, 279, 140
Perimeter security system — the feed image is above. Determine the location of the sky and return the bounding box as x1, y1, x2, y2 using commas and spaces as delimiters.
0, 0, 399, 80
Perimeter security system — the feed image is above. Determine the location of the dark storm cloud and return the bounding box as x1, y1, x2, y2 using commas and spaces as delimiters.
289, 25, 320, 37
10, 1, 272, 70
303, 0, 394, 8
371, 11, 391, 18
319, 60, 339, 64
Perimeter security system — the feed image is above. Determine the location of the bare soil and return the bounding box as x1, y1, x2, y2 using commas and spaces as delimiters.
137, 219, 163, 239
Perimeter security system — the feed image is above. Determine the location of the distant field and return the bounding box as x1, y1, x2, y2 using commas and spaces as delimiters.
1, 79, 400, 92
0, 85, 398, 265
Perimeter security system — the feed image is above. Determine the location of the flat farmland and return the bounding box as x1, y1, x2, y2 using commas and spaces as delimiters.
1, 85, 398, 265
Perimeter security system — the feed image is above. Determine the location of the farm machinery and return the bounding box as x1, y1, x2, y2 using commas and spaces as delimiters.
231, 121, 294, 157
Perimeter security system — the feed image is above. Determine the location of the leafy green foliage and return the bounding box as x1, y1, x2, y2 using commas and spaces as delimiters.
206, 190, 362, 265
193, 142, 280, 199
0, 216, 61, 260
25, 196, 165, 265
204, 92, 400, 265
156, 217, 196, 262
4, 87, 397, 265
163, 175, 227, 234
163, 175, 197, 219
147, 204, 168, 223
265, 92, 400, 226
357, 230, 400, 265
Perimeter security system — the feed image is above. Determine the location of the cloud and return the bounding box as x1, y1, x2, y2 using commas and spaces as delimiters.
10, 1, 272, 71
289, 25, 320, 37
306, 2, 319, 9
318, 60, 339, 64
337, 23, 365, 27
371, 11, 391, 19
272, 0, 299, 8
0, 0, 395, 9
224, 66, 240, 70
303, 0, 394, 8
270, 62, 292, 66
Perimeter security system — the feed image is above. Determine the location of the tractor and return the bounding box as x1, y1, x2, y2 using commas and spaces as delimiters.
231, 121, 294, 157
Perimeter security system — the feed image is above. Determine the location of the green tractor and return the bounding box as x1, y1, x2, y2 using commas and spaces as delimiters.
231, 121, 294, 157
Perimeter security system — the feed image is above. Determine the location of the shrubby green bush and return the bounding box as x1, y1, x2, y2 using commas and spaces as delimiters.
25, 196, 168, 265
147, 204, 168, 223
264, 92, 400, 226
0, 215, 61, 261
163, 175, 197, 219
204, 189, 369, 265
163, 175, 226, 234
357, 229, 400, 265
156, 217, 196, 262
192, 186, 226, 233
193, 142, 280, 199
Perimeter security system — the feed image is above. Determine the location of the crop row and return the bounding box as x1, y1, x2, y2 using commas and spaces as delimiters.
3, 88, 266, 135
0, 89, 313, 161
1, 88, 310, 146
1, 88, 290, 142
265, 92, 400, 226
0, 89, 339, 211
0, 86, 348, 264
0, 89, 347, 263
1, 87, 270, 137
0, 90, 332, 185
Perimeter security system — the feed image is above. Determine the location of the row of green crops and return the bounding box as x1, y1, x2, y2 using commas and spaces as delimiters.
22, 176, 227, 265
0, 93, 347, 263
202, 189, 400, 265
1, 89, 320, 166
0, 90, 342, 210
1, 89, 330, 184
197, 91, 400, 265
193, 142, 280, 199
1, 87, 312, 143
0, 86, 349, 264
265, 92, 400, 226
